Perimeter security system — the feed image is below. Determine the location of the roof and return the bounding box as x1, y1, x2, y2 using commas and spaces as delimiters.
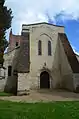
0, 66, 6, 69
4, 46, 20, 55
75, 53, 79, 57
58, 33, 79, 73
22, 22, 64, 28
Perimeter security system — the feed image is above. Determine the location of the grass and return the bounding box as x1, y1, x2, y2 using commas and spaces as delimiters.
0, 101, 79, 119
0, 92, 13, 96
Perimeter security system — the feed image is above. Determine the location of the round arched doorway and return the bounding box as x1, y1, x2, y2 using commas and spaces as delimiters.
40, 71, 50, 89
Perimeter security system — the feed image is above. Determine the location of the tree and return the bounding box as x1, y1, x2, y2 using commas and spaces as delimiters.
0, 0, 13, 66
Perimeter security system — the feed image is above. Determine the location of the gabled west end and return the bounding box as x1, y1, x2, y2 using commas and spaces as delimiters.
3, 22, 79, 95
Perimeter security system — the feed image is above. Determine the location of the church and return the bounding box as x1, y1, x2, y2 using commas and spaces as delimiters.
2, 22, 79, 94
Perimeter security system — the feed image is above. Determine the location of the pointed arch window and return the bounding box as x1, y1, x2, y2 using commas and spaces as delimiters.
48, 41, 52, 56
38, 40, 42, 55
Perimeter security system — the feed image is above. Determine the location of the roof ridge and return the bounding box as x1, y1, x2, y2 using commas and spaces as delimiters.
22, 22, 64, 28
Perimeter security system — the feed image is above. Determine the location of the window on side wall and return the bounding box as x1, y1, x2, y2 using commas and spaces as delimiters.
48, 41, 52, 56
8, 66, 12, 76
16, 42, 18, 47
38, 40, 42, 55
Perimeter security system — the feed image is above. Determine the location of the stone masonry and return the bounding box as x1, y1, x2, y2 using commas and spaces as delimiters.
1, 22, 79, 94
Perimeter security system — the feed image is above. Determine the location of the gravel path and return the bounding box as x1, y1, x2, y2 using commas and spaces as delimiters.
0, 89, 79, 102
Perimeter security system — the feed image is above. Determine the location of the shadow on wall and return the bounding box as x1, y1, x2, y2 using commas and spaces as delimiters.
4, 70, 18, 95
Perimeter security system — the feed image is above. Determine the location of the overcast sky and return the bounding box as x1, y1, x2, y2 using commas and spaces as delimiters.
5, 0, 79, 54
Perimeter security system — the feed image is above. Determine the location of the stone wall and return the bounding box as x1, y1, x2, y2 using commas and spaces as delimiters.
58, 33, 79, 91
16, 32, 30, 73
8, 29, 21, 51
76, 54, 79, 62
0, 67, 5, 91
58, 35, 74, 91
3, 47, 20, 80
18, 23, 65, 90
4, 75, 17, 95
3, 23, 78, 93
73, 73, 79, 92
3, 47, 19, 94
59, 33, 79, 73
0, 79, 6, 91
18, 73, 30, 91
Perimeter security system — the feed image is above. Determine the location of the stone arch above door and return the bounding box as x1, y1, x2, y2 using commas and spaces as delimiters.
37, 67, 53, 89
40, 71, 50, 89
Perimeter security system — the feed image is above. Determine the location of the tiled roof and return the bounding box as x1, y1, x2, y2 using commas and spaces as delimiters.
59, 33, 79, 73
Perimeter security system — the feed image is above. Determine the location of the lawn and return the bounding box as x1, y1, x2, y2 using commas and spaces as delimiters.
0, 92, 13, 96
0, 100, 79, 119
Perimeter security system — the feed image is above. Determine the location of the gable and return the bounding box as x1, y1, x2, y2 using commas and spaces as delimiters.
22, 22, 64, 34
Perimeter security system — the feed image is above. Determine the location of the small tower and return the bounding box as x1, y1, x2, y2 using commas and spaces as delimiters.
9, 28, 12, 44
7, 29, 12, 52
10, 28, 12, 35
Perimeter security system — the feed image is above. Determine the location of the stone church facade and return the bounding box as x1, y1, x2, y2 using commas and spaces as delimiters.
1, 22, 79, 94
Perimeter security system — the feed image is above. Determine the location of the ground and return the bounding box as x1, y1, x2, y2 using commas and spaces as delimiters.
0, 89, 79, 102
0, 100, 79, 119
0, 90, 79, 119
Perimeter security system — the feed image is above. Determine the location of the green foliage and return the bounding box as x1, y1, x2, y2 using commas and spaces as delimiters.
0, 92, 13, 96
0, 0, 13, 65
0, 101, 79, 119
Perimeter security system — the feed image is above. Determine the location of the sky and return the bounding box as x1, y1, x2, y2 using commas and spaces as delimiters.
5, 0, 79, 54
